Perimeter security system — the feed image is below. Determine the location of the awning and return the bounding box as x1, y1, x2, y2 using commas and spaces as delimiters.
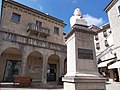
98, 60, 114, 68
108, 61, 120, 69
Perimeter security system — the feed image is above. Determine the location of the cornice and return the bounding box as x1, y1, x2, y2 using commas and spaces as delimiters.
3, 0, 67, 27
104, 0, 118, 12
65, 24, 96, 40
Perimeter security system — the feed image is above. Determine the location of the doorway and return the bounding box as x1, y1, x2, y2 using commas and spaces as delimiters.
47, 64, 56, 81
3, 60, 21, 82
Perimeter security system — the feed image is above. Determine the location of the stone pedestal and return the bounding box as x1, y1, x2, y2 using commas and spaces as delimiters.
63, 24, 106, 90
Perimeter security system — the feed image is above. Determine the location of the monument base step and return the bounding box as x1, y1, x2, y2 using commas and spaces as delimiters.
63, 76, 107, 90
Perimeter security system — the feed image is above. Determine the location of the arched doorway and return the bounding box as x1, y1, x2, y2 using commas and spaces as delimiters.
26, 51, 43, 82
47, 54, 60, 81
64, 58, 67, 75
0, 47, 22, 82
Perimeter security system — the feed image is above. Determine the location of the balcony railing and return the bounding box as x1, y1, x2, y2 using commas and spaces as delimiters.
0, 30, 67, 52
27, 23, 50, 37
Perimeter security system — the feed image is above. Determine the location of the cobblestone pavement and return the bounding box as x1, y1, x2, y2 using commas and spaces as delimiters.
0, 81, 120, 90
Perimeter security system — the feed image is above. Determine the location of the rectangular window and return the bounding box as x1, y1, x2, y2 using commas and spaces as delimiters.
54, 27, 59, 34
103, 30, 107, 37
96, 43, 100, 50
95, 34, 99, 40
105, 40, 109, 47
36, 20, 42, 27
118, 6, 120, 14
11, 13, 21, 23
36, 20, 42, 31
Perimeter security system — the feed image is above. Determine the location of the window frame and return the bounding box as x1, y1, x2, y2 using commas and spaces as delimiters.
96, 42, 100, 50
117, 5, 120, 16
36, 20, 42, 31
11, 12, 21, 23
95, 34, 99, 41
103, 30, 107, 37
105, 40, 109, 47
118, 5, 120, 14
36, 20, 42, 27
54, 27, 59, 35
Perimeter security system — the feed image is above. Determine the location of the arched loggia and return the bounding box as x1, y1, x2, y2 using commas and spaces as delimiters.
47, 54, 60, 81
26, 51, 43, 82
0, 47, 22, 82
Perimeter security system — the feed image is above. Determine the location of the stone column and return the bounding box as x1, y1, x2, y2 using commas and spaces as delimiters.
117, 68, 120, 81
60, 56, 66, 76
21, 54, 27, 76
42, 54, 48, 84
62, 24, 106, 90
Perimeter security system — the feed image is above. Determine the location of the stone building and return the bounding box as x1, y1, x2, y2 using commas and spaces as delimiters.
93, 0, 120, 82
104, 0, 120, 81
92, 23, 117, 81
0, 0, 67, 84
104, 0, 120, 61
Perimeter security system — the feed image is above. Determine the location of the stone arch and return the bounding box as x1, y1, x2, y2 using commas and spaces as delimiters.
0, 43, 22, 55
0, 47, 22, 82
47, 54, 60, 81
26, 51, 43, 82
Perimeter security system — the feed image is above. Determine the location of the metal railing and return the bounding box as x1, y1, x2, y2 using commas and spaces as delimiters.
27, 23, 50, 35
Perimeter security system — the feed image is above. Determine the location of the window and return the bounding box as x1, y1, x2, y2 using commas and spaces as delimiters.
36, 20, 42, 31
96, 43, 100, 50
95, 34, 99, 40
118, 5, 120, 14
11, 13, 21, 23
36, 20, 42, 27
105, 40, 109, 47
109, 30, 112, 34
54, 27, 59, 34
103, 30, 107, 37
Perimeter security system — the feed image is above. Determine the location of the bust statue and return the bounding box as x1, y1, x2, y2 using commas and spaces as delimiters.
70, 8, 87, 27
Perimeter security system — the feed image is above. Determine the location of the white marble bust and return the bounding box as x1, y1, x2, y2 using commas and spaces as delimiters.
70, 8, 87, 27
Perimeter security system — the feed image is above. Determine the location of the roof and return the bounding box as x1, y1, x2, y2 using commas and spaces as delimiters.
104, 0, 118, 12
101, 23, 110, 30
2, 0, 66, 26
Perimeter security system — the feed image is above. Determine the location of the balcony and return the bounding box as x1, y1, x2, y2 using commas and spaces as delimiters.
27, 23, 50, 37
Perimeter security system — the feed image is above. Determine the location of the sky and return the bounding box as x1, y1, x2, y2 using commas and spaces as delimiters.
0, 0, 111, 33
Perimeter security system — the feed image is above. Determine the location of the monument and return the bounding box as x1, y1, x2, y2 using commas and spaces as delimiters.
62, 8, 106, 90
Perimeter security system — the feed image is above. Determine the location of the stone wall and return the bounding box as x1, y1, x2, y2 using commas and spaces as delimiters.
1, 1, 66, 45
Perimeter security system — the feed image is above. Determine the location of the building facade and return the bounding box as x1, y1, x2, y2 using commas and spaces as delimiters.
94, 0, 120, 82
95, 23, 115, 61
0, 0, 67, 84
93, 23, 118, 81
104, 0, 120, 81
105, 0, 120, 61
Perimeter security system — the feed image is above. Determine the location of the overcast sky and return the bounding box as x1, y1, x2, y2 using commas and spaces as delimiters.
0, 0, 111, 33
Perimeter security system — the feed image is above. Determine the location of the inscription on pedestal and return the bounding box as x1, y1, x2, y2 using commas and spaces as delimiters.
78, 48, 93, 59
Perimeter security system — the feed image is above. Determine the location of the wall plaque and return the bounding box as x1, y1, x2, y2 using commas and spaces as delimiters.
78, 48, 93, 59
